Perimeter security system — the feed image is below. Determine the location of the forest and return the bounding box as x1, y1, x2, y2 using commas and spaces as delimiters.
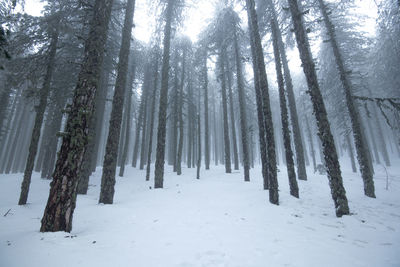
0, 0, 399, 266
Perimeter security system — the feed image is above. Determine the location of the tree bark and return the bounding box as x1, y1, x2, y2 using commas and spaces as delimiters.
288, 0, 349, 216
154, 0, 174, 188
271, 19, 299, 198
176, 47, 186, 175
19, 22, 60, 205
318, 0, 375, 197
268, 0, 307, 180
203, 50, 210, 170
40, 0, 114, 232
233, 28, 250, 181
246, 0, 278, 203
99, 0, 136, 204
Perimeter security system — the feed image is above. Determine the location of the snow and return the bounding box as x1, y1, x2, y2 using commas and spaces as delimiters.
1, 159, 400, 267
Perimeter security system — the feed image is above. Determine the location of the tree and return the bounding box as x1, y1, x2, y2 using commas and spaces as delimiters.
40, 0, 115, 232
99, 0, 136, 204
246, 0, 279, 204
287, 0, 349, 216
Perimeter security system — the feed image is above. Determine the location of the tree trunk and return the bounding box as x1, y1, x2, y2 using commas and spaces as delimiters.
146, 52, 160, 181
304, 113, 317, 173
268, 0, 307, 180
203, 50, 210, 170
218, 46, 232, 174
139, 71, 150, 170
176, 48, 186, 175
19, 23, 59, 205
119, 61, 136, 177
40, 0, 114, 232
246, 0, 278, 204
318, 0, 375, 197
233, 29, 250, 181
271, 18, 299, 198
99, 0, 136, 204
226, 59, 239, 171
154, 0, 174, 189
288, 0, 349, 216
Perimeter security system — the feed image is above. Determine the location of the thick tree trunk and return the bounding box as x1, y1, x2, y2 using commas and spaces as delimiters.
154, 0, 174, 188
19, 24, 59, 205
271, 19, 299, 198
40, 0, 114, 232
246, 0, 278, 203
218, 47, 232, 174
268, 0, 307, 180
288, 0, 349, 216
233, 29, 250, 181
318, 0, 375, 197
99, 0, 136, 204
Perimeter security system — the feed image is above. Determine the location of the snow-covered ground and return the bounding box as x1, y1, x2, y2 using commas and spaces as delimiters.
1, 159, 399, 267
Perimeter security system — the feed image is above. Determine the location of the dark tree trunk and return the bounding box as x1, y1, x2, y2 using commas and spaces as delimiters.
318, 0, 375, 197
233, 29, 250, 181
146, 52, 160, 181
196, 105, 201, 180
139, 70, 150, 170
288, 0, 349, 216
154, 0, 174, 189
218, 47, 232, 174
40, 0, 114, 232
271, 19, 299, 198
187, 74, 193, 168
19, 24, 60, 205
99, 0, 136, 204
268, 0, 307, 180
246, 0, 279, 203
172, 51, 179, 172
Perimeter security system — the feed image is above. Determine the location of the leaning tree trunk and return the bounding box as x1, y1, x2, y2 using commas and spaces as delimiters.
233, 28, 250, 181
99, 0, 136, 204
271, 19, 299, 198
218, 46, 232, 174
154, 0, 174, 188
318, 0, 375, 197
246, 0, 278, 204
268, 0, 307, 180
19, 23, 60, 205
288, 0, 349, 216
176, 48, 186, 175
40, 0, 114, 232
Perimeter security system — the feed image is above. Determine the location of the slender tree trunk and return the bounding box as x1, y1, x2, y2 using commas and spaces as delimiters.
268, 0, 307, 180
176, 48, 186, 175
187, 73, 193, 168
172, 51, 179, 171
154, 0, 174, 188
246, 0, 278, 203
99, 0, 136, 204
131, 83, 145, 167
40, 0, 114, 232
139, 72, 150, 170
304, 113, 317, 173
203, 51, 210, 170
318, 0, 375, 197
271, 19, 299, 198
226, 59, 239, 171
146, 52, 159, 181
19, 24, 60, 205
119, 62, 136, 177
212, 86, 218, 166
196, 102, 201, 180
218, 46, 232, 173
288, 0, 349, 216
233, 29, 250, 181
